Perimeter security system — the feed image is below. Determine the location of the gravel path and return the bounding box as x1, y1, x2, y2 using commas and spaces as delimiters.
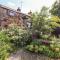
7, 50, 22, 60
7, 50, 60, 60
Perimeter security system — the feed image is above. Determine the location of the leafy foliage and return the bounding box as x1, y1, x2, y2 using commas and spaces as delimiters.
0, 31, 11, 60
49, 16, 60, 28
0, 1, 60, 59
31, 7, 51, 36
0, 25, 32, 60
26, 38, 60, 58
50, 1, 60, 16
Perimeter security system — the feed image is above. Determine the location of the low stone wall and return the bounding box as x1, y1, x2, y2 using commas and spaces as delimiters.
8, 50, 60, 60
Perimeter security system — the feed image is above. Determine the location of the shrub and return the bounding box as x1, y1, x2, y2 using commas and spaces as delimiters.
26, 41, 60, 58
0, 30, 12, 60
0, 25, 32, 60
3, 25, 32, 47
41, 34, 49, 40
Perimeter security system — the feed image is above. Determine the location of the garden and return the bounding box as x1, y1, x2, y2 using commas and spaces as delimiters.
0, 1, 60, 60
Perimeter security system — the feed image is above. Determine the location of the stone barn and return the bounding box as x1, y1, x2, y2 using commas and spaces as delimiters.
0, 4, 31, 28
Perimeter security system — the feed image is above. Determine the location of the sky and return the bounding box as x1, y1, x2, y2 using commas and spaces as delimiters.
0, 0, 56, 13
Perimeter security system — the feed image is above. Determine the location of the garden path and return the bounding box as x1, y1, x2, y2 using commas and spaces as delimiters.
7, 50, 60, 60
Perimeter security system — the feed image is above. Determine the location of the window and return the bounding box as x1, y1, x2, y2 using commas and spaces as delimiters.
8, 10, 16, 16
27, 22, 31, 28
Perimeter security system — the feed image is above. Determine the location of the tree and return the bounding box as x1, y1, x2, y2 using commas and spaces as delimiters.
40, 6, 49, 17
49, 0, 60, 28
50, 1, 60, 17
31, 6, 51, 34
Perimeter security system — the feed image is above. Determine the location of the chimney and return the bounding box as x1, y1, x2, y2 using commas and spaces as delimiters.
17, 7, 21, 13
28, 10, 32, 16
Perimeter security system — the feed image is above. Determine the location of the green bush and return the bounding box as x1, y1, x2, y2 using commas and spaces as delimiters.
0, 43, 11, 60
7, 27, 32, 47
26, 42, 60, 58
41, 34, 49, 40
0, 26, 32, 60
5, 26, 32, 47
0, 31, 12, 60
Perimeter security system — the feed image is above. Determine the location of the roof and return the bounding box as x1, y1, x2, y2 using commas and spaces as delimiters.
0, 4, 31, 18
0, 4, 16, 11
0, 4, 30, 19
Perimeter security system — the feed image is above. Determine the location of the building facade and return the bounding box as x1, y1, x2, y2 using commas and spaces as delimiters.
0, 4, 31, 28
